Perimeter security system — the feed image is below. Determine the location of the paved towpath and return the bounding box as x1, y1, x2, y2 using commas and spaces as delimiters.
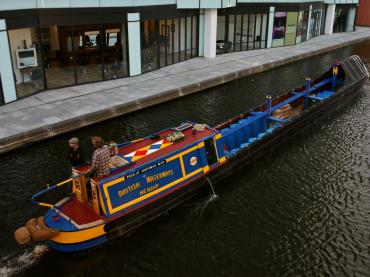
1, 27, 370, 154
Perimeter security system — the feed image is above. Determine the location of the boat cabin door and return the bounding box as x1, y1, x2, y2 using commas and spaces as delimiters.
204, 138, 219, 166
73, 174, 101, 215
90, 179, 101, 214
73, 174, 88, 203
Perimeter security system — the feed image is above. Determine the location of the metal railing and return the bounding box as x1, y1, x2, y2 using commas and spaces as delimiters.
31, 178, 74, 208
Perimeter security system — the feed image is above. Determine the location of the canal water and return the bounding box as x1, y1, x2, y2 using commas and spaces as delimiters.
1, 41, 370, 276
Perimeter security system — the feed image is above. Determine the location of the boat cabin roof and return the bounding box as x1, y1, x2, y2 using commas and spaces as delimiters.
76, 123, 217, 182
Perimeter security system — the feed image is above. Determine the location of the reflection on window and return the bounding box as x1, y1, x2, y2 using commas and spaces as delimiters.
217, 13, 268, 54
334, 5, 355, 33
8, 27, 45, 98
104, 24, 128, 80
141, 19, 158, 73
73, 25, 103, 84
42, 26, 77, 88
141, 16, 198, 73
272, 12, 287, 47
40, 23, 127, 89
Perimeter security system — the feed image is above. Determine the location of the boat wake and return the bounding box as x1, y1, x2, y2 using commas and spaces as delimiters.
199, 193, 219, 216
0, 244, 49, 277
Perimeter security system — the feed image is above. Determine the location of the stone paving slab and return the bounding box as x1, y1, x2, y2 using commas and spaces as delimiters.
1, 27, 370, 154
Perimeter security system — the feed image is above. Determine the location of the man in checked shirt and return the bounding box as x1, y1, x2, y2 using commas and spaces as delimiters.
87, 136, 111, 178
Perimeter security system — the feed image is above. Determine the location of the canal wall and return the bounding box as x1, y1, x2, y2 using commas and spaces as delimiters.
1, 27, 370, 154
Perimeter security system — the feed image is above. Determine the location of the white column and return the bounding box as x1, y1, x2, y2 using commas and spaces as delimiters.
324, 4, 336, 35
0, 19, 17, 103
127, 13, 141, 76
307, 5, 313, 40
204, 8, 217, 59
198, 9, 205, 57
267, 6, 275, 48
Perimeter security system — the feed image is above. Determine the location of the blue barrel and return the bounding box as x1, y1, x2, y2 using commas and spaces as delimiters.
257, 132, 266, 139
248, 137, 257, 144
231, 148, 240, 155
240, 143, 250, 149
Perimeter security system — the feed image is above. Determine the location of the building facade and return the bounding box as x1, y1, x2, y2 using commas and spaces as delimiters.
356, 0, 370, 27
0, 0, 358, 106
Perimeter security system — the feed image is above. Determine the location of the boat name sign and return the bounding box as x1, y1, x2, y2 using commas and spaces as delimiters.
124, 160, 166, 179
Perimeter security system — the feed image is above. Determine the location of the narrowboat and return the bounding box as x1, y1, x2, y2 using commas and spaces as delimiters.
15, 55, 368, 252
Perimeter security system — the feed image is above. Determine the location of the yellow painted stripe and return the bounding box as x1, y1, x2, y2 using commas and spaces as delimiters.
107, 167, 203, 214
51, 224, 105, 244
214, 133, 222, 140
203, 165, 210, 173
98, 186, 107, 215
104, 177, 125, 188
179, 156, 186, 177
56, 178, 73, 187
160, 142, 172, 149
166, 145, 199, 162
39, 203, 53, 208
219, 156, 227, 164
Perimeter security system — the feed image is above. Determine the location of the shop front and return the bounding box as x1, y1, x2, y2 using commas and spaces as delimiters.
1, 6, 200, 101
271, 3, 324, 48
216, 4, 269, 54
4, 9, 129, 99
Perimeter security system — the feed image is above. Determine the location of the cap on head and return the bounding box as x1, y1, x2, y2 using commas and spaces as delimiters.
69, 137, 79, 144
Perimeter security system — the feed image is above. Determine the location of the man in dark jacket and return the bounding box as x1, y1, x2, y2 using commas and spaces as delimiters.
68, 137, 84, 167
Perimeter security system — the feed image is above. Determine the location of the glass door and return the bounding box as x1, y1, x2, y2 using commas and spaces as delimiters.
0, 77, 4, 105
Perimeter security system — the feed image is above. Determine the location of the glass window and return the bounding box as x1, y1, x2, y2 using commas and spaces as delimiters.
334, 6, 355, 33
260, 14, 268, 48
192, 16, 197, 58
296, 11, 304, 44
248, 14, 256, 50
235, 14, 243, 52
284, 12, 298, 46
180, 17, 186, 61
217, 13, 268, 55
167, 19, 174, 66
227, 15, 235, 52
254, 14, 262, 49
8, 27, 45, 98
41, 26, 75, 89
173, 18, 180, 64
0, 78, 4, 105
241, 14, 249, 51
301, 11, 309, 42
272, 12, 287, 47
217, 16, 226, 54
103, 23, 128, 80
186, 16, 192, 59
141, 19, 158, 73
159, 19, 168, 68
73, 24, 103, 84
